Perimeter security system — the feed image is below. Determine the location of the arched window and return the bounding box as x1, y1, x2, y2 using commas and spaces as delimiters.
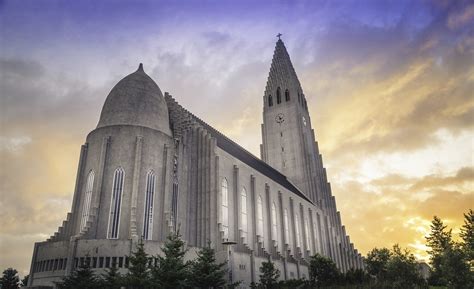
143, 170, 155, 240
221, 178, 229, 238
80, 170, 94, 231
285, 89, 290, 101
108, 167, 124, 239
276, 87, 282, 104
271, 202, 278, 246
305, 217, 311, 252
295, 214, 301, 248
268, 95, 273, 107
284, 209, 290, 244
241, 187, 248, 240
257, 195, 264, 237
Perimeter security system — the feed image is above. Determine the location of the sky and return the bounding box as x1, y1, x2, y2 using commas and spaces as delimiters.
1, 0, 473, 277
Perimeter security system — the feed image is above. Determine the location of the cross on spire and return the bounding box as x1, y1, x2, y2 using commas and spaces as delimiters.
277, 33, 282, 40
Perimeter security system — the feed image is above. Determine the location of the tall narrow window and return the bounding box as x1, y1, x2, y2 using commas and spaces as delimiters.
221, 178, 229, 238
285, 89, 290, 101
257, 195, 264, 237
271, 202, 278, 246
276, 87, 282, 104
305, 217, 311, 252
108, 167, 124, 239
80, 171, 94, 231
298, 92, 301, 103
240, 187, 248, 241
295, 214, 301, 248
142, 170, 155, 240
284, 209, 290, 245
268, 95, 273, 107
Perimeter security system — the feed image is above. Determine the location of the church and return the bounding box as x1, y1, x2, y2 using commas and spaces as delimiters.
27, 38, 364, 288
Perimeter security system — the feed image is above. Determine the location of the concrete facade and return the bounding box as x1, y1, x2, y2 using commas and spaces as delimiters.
28, 39, 364, 288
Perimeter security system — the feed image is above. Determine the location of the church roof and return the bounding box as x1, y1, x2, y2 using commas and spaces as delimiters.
197, 118, 313, 204
97, 64, 172, 135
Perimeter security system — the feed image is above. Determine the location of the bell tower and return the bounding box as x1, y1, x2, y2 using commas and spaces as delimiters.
260, 37, 320, 202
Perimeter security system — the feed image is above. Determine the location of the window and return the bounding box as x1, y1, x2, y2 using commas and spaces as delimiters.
285, 89, 290, 101
143, 170, 155, 240
295, 214, 301, 248
271, 202, 278, 246
284, 209, 290, 244
257, 195, 264, 237
305, 217, 311, 251
268, 95, 273, 107
298, 92, 301, 103
108, 167, 124, 239
80, 171, 94, 231
221, 178, 229, 238
240, 187, 248, 240
276, 87, 282, 104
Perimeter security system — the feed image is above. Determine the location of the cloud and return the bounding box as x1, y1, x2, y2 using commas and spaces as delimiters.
335, 167, 473, 261
1, 0, 473, 277
447, 3, 474, 29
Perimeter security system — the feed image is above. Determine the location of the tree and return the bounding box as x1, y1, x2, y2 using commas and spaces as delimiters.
258, 260, 280, 289
1, 268, 20, 289
344, 268, 368, 285
365, 247, 391, 280
20, 274, 28, 287
426, 213, 474, 288
151, 231, 190, 289
189, 241, 227, 289
426, 216, 453, 286
124, 240, 151, 289
308, 254, 340, 288
460, 209, 474, 263
55, 263, 100, 289
100, 263, 123, 289
439, 245, 473, 289
426, 216, 452, 258
384, 244, 425, 289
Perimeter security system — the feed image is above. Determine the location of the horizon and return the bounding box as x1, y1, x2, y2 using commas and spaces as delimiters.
1, 0, 473, 277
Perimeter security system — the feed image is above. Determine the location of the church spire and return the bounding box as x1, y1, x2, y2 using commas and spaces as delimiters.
264, 37, 303, 100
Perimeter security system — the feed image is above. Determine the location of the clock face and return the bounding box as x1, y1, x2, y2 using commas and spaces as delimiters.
275, 113, 285, 124
302, 116, 307, 126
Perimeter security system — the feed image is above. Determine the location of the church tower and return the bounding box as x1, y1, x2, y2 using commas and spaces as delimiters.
261, 37, 321, 203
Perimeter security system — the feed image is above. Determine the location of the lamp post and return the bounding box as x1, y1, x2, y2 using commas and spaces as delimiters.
222, 240, 237, 284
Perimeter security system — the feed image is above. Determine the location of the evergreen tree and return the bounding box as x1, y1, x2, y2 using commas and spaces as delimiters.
125, 240, 151, 289
0, 268, 20, 289
460, 209, 474, 263
55, 263, 100, 289
189, 241, 227, 289
426, 216, 453, 286
426, 216, 452, 258
151, 231, 190, 289
439, 245, 473, 289
20, 274, 29, 287
258, 260, 280, 289
100, 263, 123, 289
365, 247, 391, 280
308, 254, 339, 288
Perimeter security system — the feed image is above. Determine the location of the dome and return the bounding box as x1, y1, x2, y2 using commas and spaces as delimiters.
97, 64, 171, 135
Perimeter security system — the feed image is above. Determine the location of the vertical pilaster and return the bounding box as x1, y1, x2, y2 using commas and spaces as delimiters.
129, 136, 143, 239
93, 136, 111, 238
